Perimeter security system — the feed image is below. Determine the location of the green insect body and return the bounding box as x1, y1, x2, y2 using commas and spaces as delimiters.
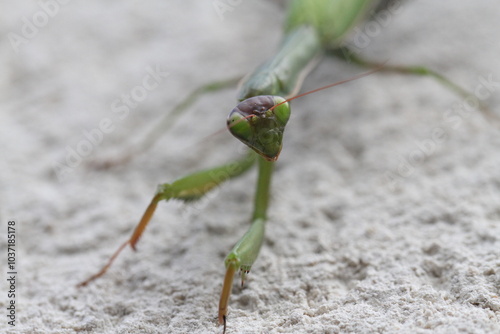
217, 1, 379, 330
79, 2, 381, 331
78, 1, 487, 332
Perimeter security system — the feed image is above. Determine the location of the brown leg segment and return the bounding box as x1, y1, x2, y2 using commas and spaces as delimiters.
77, 194, 162, 287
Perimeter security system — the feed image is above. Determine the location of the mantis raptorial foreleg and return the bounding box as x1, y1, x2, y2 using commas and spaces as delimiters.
219, 157, 273, 333
78, 150, 256, 287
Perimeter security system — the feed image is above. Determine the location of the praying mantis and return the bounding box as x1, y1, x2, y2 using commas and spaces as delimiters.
77, 1, 496, 333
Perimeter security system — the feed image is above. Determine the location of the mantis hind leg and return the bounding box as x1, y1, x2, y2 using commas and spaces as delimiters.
330, 47, 499, 125
89, 76, 242, 170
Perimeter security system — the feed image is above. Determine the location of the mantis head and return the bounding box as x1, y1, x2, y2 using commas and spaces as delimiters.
226, 66, 383, 162
227, 96, 290, 161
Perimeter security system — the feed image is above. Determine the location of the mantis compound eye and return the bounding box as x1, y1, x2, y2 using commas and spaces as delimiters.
227, 96, 290, 161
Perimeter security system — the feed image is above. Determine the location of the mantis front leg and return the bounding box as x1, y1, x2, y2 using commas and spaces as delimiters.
218, 157, 273, 332
78, 151, 256, 287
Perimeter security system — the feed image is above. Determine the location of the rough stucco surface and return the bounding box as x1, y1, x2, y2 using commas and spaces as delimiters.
1, 1, 500, 333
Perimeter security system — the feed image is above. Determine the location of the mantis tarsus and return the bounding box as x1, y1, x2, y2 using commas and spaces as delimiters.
78, 1, 494, 332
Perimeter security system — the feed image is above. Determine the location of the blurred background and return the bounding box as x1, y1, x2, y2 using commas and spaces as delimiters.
1, 1, 499, 333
